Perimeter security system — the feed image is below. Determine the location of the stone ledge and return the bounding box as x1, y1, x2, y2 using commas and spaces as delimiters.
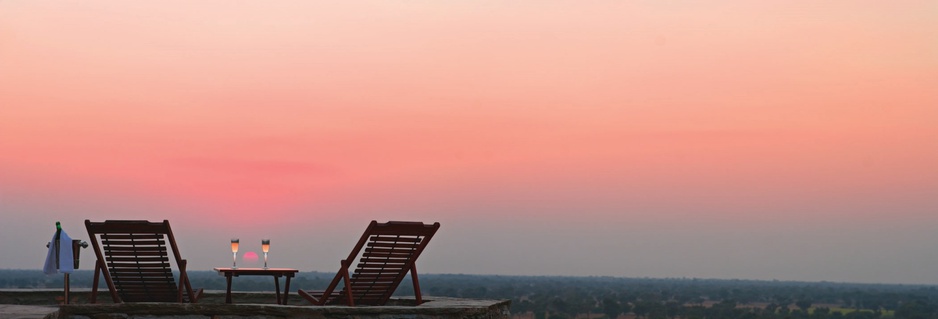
0, 289, 301, 305
52, 297, 510, 319
1, 290, 511, 319
0, 304, 59, 319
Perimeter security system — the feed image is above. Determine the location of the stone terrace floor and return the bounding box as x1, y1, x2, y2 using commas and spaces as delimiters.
0, 304, 59, 319
0, 289, 511, 319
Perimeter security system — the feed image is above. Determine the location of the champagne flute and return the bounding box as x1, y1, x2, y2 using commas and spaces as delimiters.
230, 238, 239, 269
261, 239, 270, 269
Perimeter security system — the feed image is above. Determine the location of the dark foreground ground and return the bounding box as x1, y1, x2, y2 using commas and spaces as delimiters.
5, 271, 938, 319
0, 289, 511, 319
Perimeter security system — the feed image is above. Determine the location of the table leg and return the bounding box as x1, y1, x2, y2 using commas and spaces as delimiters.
283, 276, 292, 305
225, 274, 233, 304
274, 275, 282, 304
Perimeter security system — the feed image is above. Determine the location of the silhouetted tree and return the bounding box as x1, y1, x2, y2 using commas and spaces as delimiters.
797, 298, 813, 313
602, 297, 621, 319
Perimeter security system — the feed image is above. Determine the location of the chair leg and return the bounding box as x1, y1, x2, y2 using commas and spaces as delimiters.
178, 260, 197, 303
177, 274, 185, 302
298, 289, 323, 305
411, 265, 423, 305
90, 262, 101, 304
98, 260, 121, 303
341, 267, 354, 306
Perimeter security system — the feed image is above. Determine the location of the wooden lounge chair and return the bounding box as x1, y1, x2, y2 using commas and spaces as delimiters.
299, 220, 440, 306
84, 219, 203, 303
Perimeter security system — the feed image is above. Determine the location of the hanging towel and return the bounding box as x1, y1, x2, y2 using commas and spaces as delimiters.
43, 228, 74, 275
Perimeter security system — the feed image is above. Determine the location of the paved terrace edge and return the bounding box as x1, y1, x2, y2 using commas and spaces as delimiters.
54, 297, 511, 319
1, 290, 511, 319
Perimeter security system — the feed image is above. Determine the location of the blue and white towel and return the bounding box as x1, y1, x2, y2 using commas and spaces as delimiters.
43, 228, 74, 275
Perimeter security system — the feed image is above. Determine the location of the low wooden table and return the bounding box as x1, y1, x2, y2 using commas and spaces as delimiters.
213, 267, 299, 305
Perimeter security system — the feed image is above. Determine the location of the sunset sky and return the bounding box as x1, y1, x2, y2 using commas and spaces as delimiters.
1, 1, 937, 284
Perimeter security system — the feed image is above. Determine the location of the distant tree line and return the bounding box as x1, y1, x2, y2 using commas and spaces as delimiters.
4, 270, 937, 319
410, 275, 938, 319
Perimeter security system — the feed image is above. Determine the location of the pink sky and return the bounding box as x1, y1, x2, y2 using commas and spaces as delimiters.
2, 1, 937, 284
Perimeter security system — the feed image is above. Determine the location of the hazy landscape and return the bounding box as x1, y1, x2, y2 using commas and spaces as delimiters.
5, 270, 938, 319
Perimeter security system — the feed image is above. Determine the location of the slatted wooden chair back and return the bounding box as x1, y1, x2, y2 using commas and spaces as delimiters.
85, 220, 200, 303
300, 220, 440, 306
